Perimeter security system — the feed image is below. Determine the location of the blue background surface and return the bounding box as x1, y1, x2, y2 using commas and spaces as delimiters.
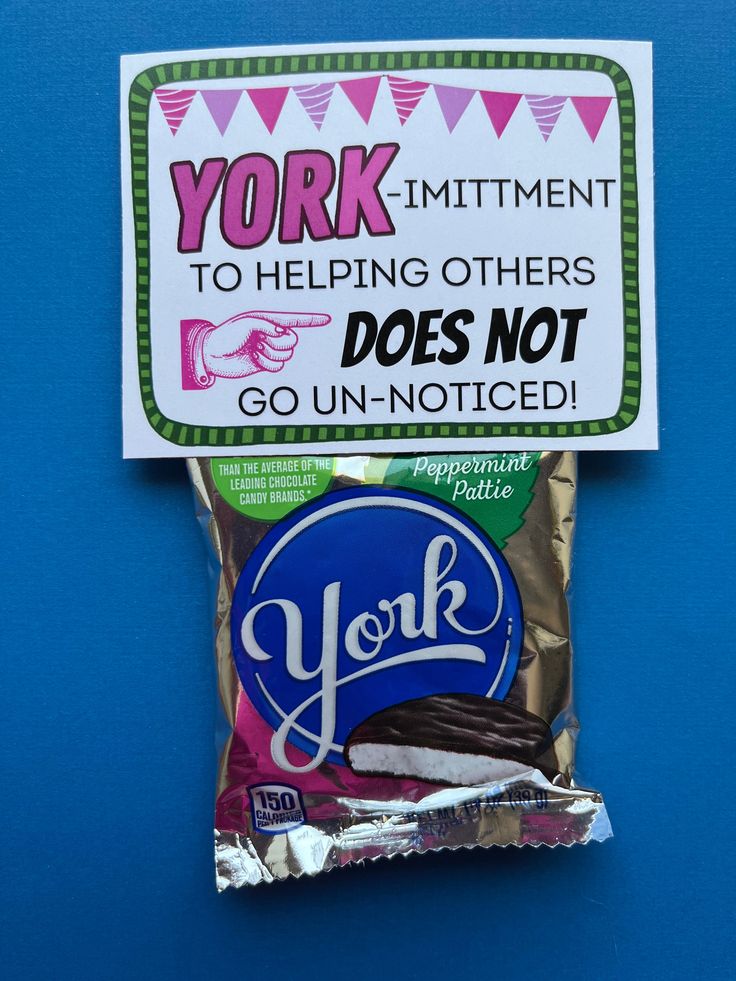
2, 2, 734, 978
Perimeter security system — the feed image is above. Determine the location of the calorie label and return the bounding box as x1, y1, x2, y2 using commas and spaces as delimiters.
247, 783, 307, 835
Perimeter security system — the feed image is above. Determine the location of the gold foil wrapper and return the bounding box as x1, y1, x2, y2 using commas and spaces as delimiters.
188, 451, 610, 888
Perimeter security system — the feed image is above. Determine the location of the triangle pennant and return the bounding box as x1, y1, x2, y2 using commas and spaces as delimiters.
479, 90, 522, 137
387, 75, 430, 125
570, 95, 613, 142
433, 83, 475, 132
246, 86, 290, 134
201, 89, 243, 135
339, 76, 382, 123
525, 94, 568, 141
293, 82, 335, 130
154, 89, 197, 135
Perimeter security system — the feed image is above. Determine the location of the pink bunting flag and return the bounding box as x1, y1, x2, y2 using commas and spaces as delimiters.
387, 75, 430, 125
433, 83, 475, 132
570, 96, 613, 142
155, 89, 197, 135
246, 87, 290, 134
293, 83, 335, 130
479, 90, 522, 138
201, 89, 242, 135
525, 95, 567, 141
339, 76, 382, 123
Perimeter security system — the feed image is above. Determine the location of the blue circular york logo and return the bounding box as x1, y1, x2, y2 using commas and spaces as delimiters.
231, 487, 523, 772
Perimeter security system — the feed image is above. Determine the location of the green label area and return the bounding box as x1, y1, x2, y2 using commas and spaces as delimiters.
382, 452, 541, 548
212, 456, 334, 521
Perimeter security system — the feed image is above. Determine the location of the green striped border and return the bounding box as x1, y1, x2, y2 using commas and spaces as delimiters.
128, 48, 640, 447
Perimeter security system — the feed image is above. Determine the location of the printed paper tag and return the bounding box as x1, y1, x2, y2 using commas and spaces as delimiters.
121, 39, 656, 457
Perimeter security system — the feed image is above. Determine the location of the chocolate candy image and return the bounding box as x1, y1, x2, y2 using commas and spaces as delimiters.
344, 694, 560, 785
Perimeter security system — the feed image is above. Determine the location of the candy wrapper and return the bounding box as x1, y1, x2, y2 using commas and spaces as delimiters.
187, 451, 611, 888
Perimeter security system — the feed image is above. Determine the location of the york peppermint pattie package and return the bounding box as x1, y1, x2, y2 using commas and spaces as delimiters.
187, 450, 611, 887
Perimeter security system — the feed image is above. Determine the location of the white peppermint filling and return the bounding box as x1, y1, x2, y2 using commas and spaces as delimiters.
347, 742, 532, 785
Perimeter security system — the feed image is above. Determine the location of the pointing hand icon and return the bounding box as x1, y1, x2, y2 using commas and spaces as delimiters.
181, 311, 331, 390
